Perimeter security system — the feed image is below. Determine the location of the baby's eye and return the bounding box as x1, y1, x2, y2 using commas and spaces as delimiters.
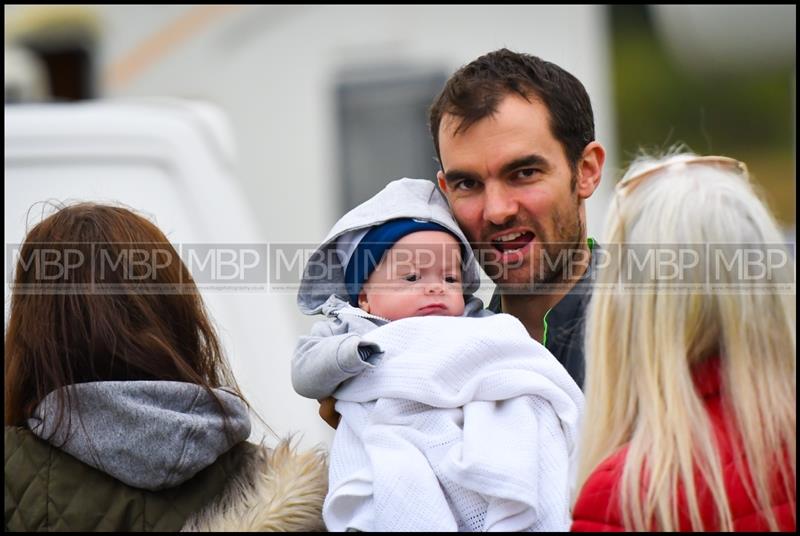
445, 275, 460, 284
404, 274, 419, 282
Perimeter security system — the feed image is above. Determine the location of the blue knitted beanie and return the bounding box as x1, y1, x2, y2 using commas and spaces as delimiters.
343, 218, 458, 306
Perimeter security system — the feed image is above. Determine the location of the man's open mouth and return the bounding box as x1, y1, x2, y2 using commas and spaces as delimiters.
491, 231, 535, 252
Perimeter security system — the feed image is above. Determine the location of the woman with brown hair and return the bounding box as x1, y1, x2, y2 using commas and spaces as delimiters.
4, 202, 327, 531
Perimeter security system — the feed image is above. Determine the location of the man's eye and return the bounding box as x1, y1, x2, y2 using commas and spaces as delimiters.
516, 168, 538, 180
454, 179, 478, 191
403, 274, 419, 282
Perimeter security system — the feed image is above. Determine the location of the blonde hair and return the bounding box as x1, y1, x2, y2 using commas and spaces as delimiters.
578, 151, 796, 531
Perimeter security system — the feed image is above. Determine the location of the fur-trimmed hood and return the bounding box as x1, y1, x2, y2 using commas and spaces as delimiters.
182, 439, 328, 532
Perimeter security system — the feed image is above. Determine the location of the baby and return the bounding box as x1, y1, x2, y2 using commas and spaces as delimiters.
294, 178, 584, 531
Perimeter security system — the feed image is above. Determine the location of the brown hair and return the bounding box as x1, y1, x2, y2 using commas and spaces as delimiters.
429, 48, 595, 172
4, 202, 245, 434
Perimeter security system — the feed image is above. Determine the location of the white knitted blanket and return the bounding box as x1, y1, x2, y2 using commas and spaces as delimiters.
323, 314, 584, 532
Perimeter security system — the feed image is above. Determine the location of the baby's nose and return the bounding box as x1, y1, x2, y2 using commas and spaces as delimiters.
426, 281, 445, 294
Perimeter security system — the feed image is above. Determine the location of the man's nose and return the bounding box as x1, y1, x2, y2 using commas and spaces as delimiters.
483, 181, 517, 226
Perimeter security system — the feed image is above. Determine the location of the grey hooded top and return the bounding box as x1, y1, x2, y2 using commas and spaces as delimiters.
293, 178, 491, 400
28, 381, 251, 491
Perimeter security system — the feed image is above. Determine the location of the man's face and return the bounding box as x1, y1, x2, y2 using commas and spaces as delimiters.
359, 231, 466, 321
437, 94, 585, 292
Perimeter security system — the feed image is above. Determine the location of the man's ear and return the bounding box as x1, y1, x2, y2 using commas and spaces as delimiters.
575, 141, 605, 200
358, 290, 370, 313
437, 170, 448, 195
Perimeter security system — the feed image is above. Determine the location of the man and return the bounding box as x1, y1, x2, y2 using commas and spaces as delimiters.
319, 48, 603, 426
432, 48, 604, 389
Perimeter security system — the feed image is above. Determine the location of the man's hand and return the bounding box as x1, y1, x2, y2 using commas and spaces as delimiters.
317, 396, 341, 429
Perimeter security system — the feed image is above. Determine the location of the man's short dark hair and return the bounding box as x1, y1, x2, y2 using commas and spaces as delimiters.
429, 48, 595, 172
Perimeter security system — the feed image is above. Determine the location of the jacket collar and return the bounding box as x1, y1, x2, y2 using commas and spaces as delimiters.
182, 439, 327, 531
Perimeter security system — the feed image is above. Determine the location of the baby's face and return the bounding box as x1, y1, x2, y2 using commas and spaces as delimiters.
359, 230, 466, 321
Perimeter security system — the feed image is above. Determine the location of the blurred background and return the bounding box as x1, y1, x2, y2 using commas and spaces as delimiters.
4, 5, 796, 448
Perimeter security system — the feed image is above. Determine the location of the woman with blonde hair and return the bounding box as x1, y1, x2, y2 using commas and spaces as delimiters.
5, 202, 327, 531
571, 152, 795, 531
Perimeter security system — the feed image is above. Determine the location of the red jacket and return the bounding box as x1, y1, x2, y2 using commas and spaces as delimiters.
571, 358, 796, 532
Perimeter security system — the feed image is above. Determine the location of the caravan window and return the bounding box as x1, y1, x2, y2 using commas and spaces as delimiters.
336, 69, 446, 212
